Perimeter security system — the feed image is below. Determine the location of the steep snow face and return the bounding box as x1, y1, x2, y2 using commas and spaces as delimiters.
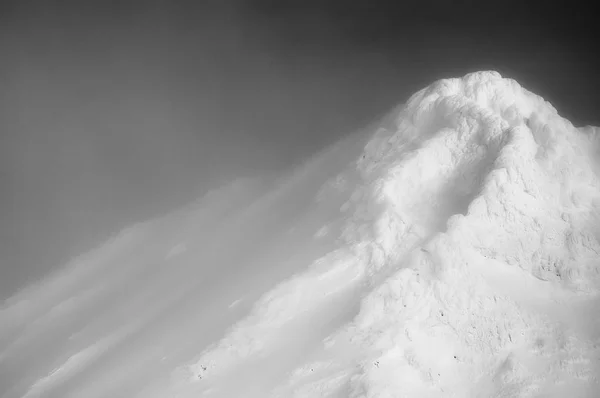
177, 71, 600, 397
2, 71, 598, 398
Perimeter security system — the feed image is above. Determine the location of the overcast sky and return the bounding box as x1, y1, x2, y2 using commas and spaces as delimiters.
1, 0, 598, 299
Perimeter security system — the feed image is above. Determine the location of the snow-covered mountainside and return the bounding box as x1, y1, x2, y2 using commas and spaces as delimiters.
1, 71, 599, 398
175, 71, 600, 397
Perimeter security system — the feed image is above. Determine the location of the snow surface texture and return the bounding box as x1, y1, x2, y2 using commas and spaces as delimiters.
176, 71, 600, 397
1, 71, 599, 398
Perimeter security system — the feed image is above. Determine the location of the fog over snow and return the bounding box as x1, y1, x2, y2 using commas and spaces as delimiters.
1, 71, 600, 397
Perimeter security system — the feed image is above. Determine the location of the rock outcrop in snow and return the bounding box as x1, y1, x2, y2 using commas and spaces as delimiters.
179, 71, 600, 397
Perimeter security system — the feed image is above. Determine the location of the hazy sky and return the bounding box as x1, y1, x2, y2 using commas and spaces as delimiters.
1, 0, 598, 299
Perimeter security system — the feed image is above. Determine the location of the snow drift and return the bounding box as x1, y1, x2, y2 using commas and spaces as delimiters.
2, 71, 599, 398
176, 71, 600, 397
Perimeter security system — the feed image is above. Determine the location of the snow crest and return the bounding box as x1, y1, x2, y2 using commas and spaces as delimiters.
179, 71, 600, 397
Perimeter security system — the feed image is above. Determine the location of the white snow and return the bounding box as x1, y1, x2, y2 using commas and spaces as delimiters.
1, 71, 599, 398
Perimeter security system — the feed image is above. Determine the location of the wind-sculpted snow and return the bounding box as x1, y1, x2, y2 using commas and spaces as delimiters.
2, 71, 599, 398
179, 71, 600, 397
0, 129, 369, 397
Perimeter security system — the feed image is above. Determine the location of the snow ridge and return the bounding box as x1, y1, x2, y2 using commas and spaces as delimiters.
178, 71, 600, 397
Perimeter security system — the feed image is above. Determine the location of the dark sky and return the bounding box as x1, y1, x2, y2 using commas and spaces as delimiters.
0, 0, 598, 299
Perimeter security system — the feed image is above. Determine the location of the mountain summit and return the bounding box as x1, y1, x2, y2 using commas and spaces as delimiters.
2, 71, 599, 398
181, 71, 600, 397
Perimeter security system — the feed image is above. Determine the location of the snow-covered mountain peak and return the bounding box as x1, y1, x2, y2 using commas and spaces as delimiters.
182, 71, 600, 397
2, 71, 598, 398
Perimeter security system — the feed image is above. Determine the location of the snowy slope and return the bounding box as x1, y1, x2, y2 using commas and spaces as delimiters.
0, 127, 369, 398
1, 71, 599, 398
173, 71, 600, 397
